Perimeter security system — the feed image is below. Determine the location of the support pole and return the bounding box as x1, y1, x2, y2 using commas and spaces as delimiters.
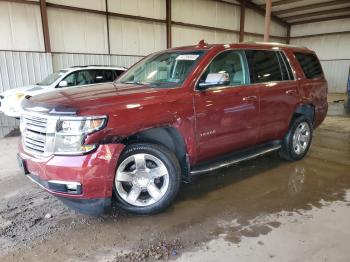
239, 1, 245, 42
166, 0, 172, 48
286, 24, 291, 44
105, 0, 111, 54
264, 0, 272, 42
39, 0, 51, 52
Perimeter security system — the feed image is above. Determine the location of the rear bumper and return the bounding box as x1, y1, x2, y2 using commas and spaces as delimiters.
18, 141, 125, 213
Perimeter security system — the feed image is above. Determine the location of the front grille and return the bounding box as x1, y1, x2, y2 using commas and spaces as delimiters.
22, 113, 49, 156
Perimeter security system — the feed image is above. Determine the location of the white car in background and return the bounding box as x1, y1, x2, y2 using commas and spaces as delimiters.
0, 65, 127, 118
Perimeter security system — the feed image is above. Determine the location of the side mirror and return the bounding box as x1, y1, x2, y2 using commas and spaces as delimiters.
198, 72, 230, 90
58, 80, 68, 88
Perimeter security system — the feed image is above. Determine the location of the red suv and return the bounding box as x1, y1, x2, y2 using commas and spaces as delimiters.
18, 42, 328, 215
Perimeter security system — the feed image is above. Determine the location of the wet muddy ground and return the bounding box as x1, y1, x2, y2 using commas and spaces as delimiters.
0, 98, 349, 261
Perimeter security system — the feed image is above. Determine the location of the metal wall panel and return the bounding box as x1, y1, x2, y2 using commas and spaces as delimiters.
172, 25, 238, 47
110, 55, 143, 68
244, 34, 263, 43
0, 2, 44, 51
320, 60, 350, 93
172, 0, 240, 31
291, 18, 350, 37
52, 53, 143, 70
245, 8, 287, 37
47, 7, 108, 54
47, 0, 106, 11
291, 31, 350, 93
291, 34, 350, 60
0, 51, 52, 138
52, 53, 111, 71
109, 17, 166, 56
108, 0, 166, 19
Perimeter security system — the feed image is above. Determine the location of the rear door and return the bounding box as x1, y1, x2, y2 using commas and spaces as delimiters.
245, 50, 300, 143
194, 50, 260, 162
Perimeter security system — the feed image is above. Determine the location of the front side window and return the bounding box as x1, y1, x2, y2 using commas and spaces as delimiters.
76, 70, 96, 85
61, 72, 78, 87
246, 50, 283, 83
294, 52, 324, 79
198, 50, 247, 87
38, 70, 68, 86
116, 51, 206, 88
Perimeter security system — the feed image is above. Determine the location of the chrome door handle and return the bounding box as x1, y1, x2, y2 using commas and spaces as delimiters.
242, 95, 257, 102
286, 89, 297, 95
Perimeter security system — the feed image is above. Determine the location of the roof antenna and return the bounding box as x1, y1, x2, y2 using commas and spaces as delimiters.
197, 39, 208, 47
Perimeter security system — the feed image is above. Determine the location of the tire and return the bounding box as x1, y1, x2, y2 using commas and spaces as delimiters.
279, 115, 313, 161
114, 143, 181, 215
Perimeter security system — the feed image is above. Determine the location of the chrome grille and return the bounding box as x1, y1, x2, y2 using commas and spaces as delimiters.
22, 113, 49, 156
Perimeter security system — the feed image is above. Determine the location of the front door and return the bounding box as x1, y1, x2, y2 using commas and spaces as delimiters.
194, 50, 260, 163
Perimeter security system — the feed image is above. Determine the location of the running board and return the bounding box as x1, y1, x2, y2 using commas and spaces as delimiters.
190, 141, 282, 175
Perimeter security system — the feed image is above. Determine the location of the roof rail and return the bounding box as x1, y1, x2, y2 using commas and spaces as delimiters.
69, 65, 128, 69
240, 41, 308, 49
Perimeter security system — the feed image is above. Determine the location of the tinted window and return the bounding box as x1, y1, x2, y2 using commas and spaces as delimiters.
115, 70, 125, 78
246, 50, 283, 83
295, 52, 323, 79
199, 50, 247, 87
94, 70, 113, 83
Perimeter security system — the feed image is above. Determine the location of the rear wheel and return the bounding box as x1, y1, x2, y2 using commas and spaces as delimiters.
114, 143, 181, 215
280, 116, 313, 161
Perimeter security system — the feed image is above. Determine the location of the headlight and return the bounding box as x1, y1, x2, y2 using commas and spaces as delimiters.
15, 93, 25, 100
54, 116, 107, 155
56, 117, 106, 134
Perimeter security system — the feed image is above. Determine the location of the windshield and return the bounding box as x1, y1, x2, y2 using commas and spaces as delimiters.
37, 70, 68, 86
117, 51, 206, 88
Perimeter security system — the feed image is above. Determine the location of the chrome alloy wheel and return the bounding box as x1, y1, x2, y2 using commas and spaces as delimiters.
115, 153, 170, 207
292, 121, 311, 155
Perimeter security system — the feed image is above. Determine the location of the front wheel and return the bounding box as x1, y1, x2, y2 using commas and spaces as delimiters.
114, 143, 181, 215
280, 116, 313, 161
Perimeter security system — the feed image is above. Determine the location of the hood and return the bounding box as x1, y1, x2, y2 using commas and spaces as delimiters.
1, 85, 45, 97
22, 83, 169, 115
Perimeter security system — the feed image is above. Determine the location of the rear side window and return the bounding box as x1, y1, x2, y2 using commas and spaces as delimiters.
94, 70, 116, 83
294, 52, 323, 79
246, 50, 283, 83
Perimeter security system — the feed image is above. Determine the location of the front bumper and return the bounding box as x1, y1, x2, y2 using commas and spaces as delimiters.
0, 98, 23, 118
18, 141, 125, 213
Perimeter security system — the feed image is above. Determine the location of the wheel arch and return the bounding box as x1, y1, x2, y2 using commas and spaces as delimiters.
121, 126, 190, 181
292, 104, 315, 126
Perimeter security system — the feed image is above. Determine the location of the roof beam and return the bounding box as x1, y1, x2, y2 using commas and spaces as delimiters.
259, 0, 304, 8
275, 0, 350, 16
284, 6, 350, 21
291, 14, 350, 25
